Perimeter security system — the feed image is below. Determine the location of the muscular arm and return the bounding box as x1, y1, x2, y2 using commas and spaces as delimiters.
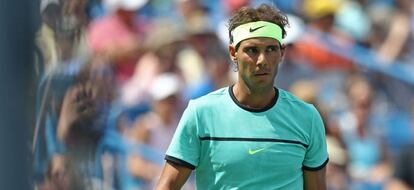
156, 161, 192, 190
303, 167, 327, 190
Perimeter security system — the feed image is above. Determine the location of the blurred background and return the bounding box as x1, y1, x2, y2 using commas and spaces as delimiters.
5, 0, 414, 189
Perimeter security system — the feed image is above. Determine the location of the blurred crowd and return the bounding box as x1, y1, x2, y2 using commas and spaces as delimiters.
32, 0, 414, 189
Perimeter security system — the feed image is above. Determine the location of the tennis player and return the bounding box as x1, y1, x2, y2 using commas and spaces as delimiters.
156, 4, 328, 190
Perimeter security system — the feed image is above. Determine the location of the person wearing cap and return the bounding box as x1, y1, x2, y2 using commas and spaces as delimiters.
123, 73, 183, 189
294, 0, 354, 70
156, 4, 328, 190
128, 73, 185, 155
125, 73, 185, 186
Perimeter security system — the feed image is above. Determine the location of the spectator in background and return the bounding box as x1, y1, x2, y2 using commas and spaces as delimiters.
37, 64, 114, 189
179, 2, 237, 95
32, 51, 113, 186
184, 29, 234, 99
334, 0, 372, 46
121, 19, 186, 106
174, 0, 211, 33
185, 46, 233, 100
386, 102, 414, 190
56, 64, 113, 147
36, 0, 61, 70
294, 0, 357, 124
87, 0, 148, 84
125, 73, 185, 188
377, 0, 414, 63
127, 73, 185, 154
36, 0, 91, 72
40, 0, 91, 67
335, 74, 391, 190
180, 23, 223, 89
294, 0, 354, 70
59, 0, 91, 60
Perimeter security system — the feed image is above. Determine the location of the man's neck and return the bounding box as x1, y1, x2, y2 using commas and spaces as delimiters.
233, 83, 275, 109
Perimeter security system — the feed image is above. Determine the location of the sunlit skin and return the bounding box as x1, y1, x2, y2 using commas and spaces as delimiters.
229, 37, 285, 108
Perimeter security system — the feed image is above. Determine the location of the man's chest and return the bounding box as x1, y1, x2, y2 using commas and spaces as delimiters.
197, 118, 309, 177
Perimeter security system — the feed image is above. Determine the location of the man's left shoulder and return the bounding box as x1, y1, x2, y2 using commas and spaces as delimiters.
278, 89, 317, 111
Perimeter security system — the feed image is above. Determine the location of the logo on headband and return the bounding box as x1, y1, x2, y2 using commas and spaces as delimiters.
249, 25, 265, 33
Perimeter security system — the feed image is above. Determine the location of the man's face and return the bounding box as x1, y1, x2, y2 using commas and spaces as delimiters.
230, 37, 284, 90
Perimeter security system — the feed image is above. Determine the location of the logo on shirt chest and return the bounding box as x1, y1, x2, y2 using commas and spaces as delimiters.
248, 147, 267, 155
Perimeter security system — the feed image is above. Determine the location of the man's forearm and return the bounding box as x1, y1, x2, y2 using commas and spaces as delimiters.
156, 162, 192, 190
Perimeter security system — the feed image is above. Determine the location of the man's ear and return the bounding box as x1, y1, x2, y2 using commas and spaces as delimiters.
229, 45, 236, 61
280, 44, 286, 57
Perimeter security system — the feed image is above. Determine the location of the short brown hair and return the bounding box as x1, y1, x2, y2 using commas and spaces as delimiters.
228, 4, 289, 46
